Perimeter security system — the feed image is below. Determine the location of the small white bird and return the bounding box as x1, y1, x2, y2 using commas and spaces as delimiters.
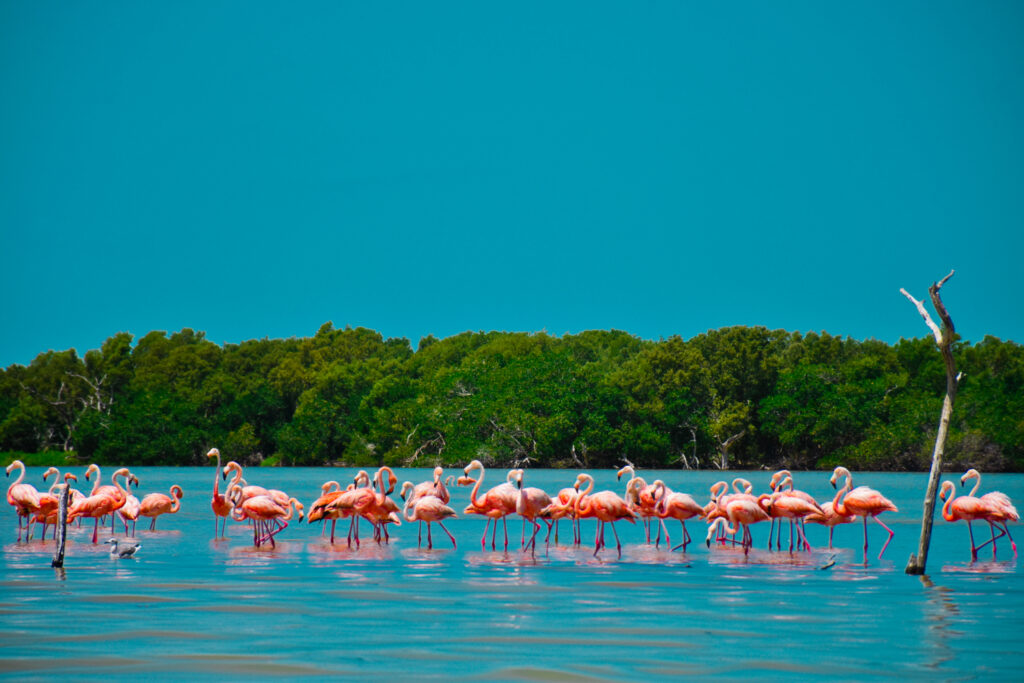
107, 538, 141, 558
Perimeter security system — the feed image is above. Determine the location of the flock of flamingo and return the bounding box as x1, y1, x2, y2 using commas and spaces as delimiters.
5, 450, 1019, 562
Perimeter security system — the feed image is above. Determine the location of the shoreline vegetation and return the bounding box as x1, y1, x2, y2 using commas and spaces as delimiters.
1, 324, 1021, 471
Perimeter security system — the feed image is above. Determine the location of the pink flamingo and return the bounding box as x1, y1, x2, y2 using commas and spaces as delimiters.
461, 461, 518, 550
401, 481, 457, 549
617, 466, 665, 544
512, 469, 552, 552
6, 460, 42, 541
139, 485, 184, 530
766, 470, 820, 550
208, 448, 232, 538
68, 488, 118, 543
119, 476, 142, 537
830, 466, 898, 560
307, 480, 346, 542
573, 473, 636, 558
651, 479, 705, 551
803, 500, 856, 548
539, 480, 581, 546
766, 484, 823, 552
960, 468, 1018, 558
939, 480, 995, 561
33, 469, 76, 540
403, 467, 451, 541
232, 493, 304, 547
91, 466, 133, 533
719, 491, 772, 555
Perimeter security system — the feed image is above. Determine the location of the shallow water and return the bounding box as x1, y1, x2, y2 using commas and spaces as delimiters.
2, 467, 1021, 681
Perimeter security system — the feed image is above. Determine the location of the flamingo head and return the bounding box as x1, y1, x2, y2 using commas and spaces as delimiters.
42, 467, 59, 481
616, 465, 634, 481
400, 481, 413, 500
130, 475, 139, 488
85, 464, 99, 481
940, 481, 954, 501
464, 459, 484, 476
960, 469, 980, 488
830, 466, 851, 489
207, 448, 220, 458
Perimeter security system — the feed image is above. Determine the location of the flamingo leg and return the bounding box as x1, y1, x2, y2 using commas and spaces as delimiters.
767, 519, 776, 550
427, 522, 433, 549
967, 520, 978, 561
873, 516, 896, 559
438, 521, 457, 549
610, 521, 623, 558
593, 521, 603, 556
828, 526, 835, 549
973, 523, 1006, 553
92, 517, 100, 543
502, 516, 509, 550
150, 517, 157, 532
491, 517, 498, 550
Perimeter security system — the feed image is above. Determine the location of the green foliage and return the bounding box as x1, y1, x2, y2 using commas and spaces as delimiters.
2, 324, 1023, 470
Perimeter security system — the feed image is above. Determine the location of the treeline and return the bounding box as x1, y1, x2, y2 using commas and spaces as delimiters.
1, 324, 1021, 471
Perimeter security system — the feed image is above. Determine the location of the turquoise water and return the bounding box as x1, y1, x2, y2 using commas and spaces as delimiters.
2, 467, 1022, 681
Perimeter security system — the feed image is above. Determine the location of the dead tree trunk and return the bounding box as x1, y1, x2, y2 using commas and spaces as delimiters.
902, 270, 960, 575
714, 430, 745, 470
51, 484, 70, 569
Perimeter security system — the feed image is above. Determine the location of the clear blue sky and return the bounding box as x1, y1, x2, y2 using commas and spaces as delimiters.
2, 2, 1022, 367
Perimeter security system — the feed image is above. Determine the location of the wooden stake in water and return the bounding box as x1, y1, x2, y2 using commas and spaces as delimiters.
51, 483, 70, 568
901, 270, 960, 575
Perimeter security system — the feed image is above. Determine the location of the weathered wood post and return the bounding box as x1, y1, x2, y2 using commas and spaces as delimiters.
902, 270, 960, 575
51, 483, 70, 568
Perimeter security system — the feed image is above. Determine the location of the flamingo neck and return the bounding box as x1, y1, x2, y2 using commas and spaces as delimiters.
212, 451, 222, 492
940, 485, 955, 522
966, 473, 981, 497
89, 466, 102, 495
7, 461, 26, 492
832, 478, 851, 516
468, 465, 485, 506
574, 476, 594, 516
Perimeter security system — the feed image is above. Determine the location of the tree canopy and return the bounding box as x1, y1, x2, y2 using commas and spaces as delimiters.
2, 324, 1021, 471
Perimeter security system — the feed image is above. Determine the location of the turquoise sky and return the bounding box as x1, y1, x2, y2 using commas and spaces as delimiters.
2, 2, 1022, 366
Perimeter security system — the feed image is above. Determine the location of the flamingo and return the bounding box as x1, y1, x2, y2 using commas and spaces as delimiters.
617, 466, 664, 543
90, 466, 133, 533
119, 475, 141, 537
461, 461, 518, 550
830, 466, 898, 560
401, 481, 457, 549
765, 484, 823, 552
68, 488, 118, 543
403, 467, 451, 542
33, 470, 76, 540
307, 480, 346, 542
573, 473, 636, 558
960, 468, 1018, 558
139, 485, 184, 530
719, 491, 772, 555
6, 460, 42, 541
512, 469, 552, 552
939, 480, 996, 561
539, 479, 581, 546
651, 479, 705, 551
208, 448, 232, 538
803, 500, 856, 548
766, 470, 820, 550
232, 493, 303, 547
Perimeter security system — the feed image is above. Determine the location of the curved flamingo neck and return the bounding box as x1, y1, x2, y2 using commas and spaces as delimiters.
211, 450, 223, 493
88, 465, 102, 495
7, 460, 26, 491
964, 471, 981, 497
574, 475, 594, 516
224, 462, 244, 490
467, 464, 485, 506
940, 483, 955, 522
832, 478, 852, 516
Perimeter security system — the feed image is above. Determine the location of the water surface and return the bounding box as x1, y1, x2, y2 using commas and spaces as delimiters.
2, 467, 1021, 681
